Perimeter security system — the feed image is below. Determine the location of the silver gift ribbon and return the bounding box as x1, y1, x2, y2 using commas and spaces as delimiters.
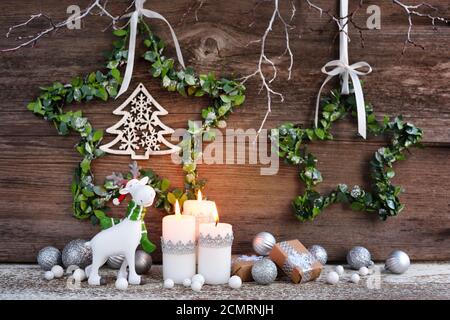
116, 0, 186, 99
315, 0, 372, 139
279, 241, 317, 283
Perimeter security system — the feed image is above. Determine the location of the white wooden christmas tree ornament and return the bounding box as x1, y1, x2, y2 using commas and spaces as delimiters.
100, 83, 180, 159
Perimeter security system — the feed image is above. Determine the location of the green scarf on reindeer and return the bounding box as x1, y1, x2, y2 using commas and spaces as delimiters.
99, 200, 156, 254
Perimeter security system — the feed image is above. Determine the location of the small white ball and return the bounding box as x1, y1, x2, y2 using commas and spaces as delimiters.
326, 271, 339, 285
335, 265, 344, 275
191, 281, 203, 292
183, 278, 192, 287
73, 268, 86, 282
359, 266, 369, 276
115, 277, 128, 290
350, 273, 360, 284
51, 265, 64, 278
228, 275, 242, 289
192, 274, 205, 285
163, 279, 175, 289
44, 271, 54, 281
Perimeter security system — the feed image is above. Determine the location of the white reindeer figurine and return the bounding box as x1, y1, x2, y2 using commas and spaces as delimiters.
85, 176, 156, 286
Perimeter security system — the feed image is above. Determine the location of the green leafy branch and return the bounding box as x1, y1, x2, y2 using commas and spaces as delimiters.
27, 22, 246, 224
271, 89, 423, 221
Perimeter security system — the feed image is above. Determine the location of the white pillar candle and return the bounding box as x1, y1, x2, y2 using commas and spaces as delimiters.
162, 200, 196, 284
183, 190, 216, 240
198, 210, 233, 285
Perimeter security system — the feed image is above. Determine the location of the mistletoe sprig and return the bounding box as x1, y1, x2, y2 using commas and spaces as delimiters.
26, 21, 246, 224
272, 89, 423, 221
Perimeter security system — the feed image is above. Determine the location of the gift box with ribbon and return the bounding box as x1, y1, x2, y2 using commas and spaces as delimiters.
269, 240, 322, 283
231, 255, 264, 282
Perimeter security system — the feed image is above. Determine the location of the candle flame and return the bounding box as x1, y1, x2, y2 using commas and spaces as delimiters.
197, 190, 202, 201
175, 199, 181, 216
213, 204, 219, 226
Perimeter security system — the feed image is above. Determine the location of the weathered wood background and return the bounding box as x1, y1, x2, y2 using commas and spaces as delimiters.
0, 0, 449, 263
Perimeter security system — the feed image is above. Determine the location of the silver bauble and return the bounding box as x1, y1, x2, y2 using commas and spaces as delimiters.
347, 246, 372, 270
385, 250, 410, 274
308, 245, 328, 265
252, 232, 276, 256
251, 258, 277, 284
107, 251, 152, 274
107, 255, 125, 269
37, 246, 62, 271
135, 250, 152, 275
62, 239, 92, 268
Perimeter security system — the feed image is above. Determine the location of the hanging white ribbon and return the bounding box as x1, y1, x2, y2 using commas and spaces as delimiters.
116, 0, 186, 99
315, 0, 372, 139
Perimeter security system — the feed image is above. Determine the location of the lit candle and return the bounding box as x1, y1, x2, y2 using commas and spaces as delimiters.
161, 200, 196, 284
198, 208, 234, 285
183, 190, 216, 240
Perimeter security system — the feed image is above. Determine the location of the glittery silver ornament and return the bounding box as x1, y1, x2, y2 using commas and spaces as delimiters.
37, 246, 62, 271
347, 246, 372, 270
251, 258, 277, 285
252, 232, 276, 256
135, 250, 152, 275
107, 255, 125, 269
308, 245, 328, 265
62, 239, 92, 268
385, 250, 410, 274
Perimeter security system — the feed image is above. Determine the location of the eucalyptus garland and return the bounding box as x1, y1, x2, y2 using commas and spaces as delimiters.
271, 89, 423, 221
27, 20, 245, 225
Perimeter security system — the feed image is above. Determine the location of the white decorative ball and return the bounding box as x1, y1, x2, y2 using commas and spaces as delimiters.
115, 277, 128, 290
335, 265, 344, 275
44, 271, 54, 281
326, 271, 339, 285
183, 278, 192, 287
51, 265, 64, 278
228, 275, 242, 289
192, 274, 205, 285
163, 279, 175, 289
350, 273, 360, 284
191, 281, 203, 292
73, 268, 86, 282
359, 266, 369, 276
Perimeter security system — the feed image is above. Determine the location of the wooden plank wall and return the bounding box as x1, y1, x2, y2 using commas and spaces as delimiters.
0, 0, 449, 263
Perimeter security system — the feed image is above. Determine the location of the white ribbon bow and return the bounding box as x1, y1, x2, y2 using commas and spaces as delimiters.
315, 0, 372, 139
116, 0, 186, 99
315, 60, 372, 139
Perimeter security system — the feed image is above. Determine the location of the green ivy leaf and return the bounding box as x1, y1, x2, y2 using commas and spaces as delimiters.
95, 87, 108, 101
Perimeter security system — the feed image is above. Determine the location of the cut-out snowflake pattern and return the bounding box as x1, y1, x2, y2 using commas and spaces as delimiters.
100, 83, 180, 159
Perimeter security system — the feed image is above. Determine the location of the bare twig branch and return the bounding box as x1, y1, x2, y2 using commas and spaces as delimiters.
2, 0, 128, 52
242, 0, 296, 137
303, 0, 449, 52
392, 0, 450, 53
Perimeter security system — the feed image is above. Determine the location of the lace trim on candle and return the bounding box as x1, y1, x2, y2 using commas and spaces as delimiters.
198, 233, 234, 248
160, 238, 196, 255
